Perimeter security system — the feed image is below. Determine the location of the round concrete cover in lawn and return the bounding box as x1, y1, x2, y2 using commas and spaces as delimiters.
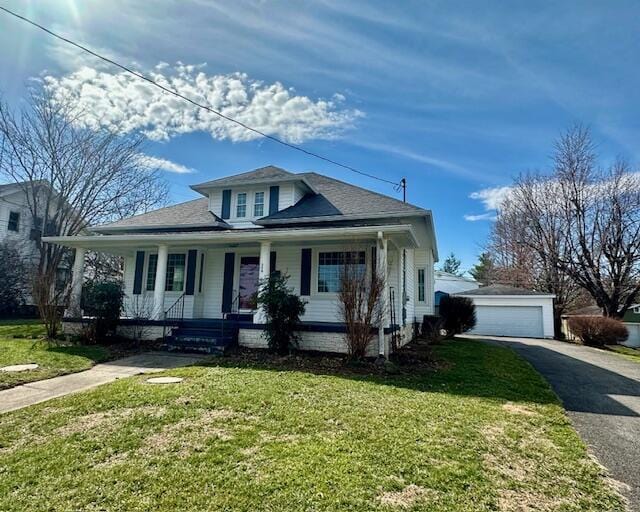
0, 363, 39, 372
146, 376, 183, 384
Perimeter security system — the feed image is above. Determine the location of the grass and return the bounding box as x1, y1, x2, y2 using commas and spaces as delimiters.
0, 320, 110, 390
606, 344, 640, 363
0, 318, 47, 338
0, 339, 623, 511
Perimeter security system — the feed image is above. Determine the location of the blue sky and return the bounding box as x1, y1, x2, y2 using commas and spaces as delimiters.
1, 0, 639, 271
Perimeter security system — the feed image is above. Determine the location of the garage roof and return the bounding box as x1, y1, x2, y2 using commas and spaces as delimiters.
455, 284, 553, 296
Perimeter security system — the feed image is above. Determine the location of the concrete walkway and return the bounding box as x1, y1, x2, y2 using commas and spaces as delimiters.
0, 352, 207, 414
468, 335, 640, 511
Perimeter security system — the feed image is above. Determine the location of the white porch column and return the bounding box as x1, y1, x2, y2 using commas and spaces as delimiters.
153, 245, 169, 320
67, 247, 86, 317
254, 240, 272, 324
377, 233, 389, 358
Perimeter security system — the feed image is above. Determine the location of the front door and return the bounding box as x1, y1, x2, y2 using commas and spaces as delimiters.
239, 256, 260, 310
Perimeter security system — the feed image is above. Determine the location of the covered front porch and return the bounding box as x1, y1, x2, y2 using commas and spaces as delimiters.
47, 224, 419, 356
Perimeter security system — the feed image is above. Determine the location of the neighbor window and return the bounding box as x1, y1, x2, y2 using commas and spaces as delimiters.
8, 211, 19, 232
418, 268, 425, 302
146, 254, 158, 291
317, 251, 365, 293
254, 191, 264, 217
236, 193, 247, 217
145, 253, 186, 291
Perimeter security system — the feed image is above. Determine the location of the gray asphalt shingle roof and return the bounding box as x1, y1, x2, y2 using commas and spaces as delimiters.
93, 167, 427, 232
455, 284, 549, 296
93, 198, 230, 232
257, 172, 424, 223
191, 165, 293, 188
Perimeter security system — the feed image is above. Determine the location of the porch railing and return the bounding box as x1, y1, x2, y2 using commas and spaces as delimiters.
162, 292, 186, 341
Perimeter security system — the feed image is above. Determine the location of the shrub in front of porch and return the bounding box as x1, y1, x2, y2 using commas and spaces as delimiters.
439, 296, 476, 337
256, 273, 306, 355
80, 281, 124, 343
338, 256, 384, 360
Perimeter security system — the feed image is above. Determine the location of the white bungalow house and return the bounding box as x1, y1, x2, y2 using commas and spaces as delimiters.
44, 166, 438, 357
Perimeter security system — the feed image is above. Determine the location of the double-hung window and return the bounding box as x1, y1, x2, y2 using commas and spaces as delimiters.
417, 268, 425, 302
146, 253, 186, 292
236, 193, 247, 218
8, 211, 19, 232
317, 251, 366, 293
165, 254, 186, 291
254, 191, 264, 217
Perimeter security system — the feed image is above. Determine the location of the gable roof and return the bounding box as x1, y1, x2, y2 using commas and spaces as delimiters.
435, 270, 478, 283
190, 165, 317, 193
256, 172, 425, 224
92, 198, 230, 233
455, 284, 552, 296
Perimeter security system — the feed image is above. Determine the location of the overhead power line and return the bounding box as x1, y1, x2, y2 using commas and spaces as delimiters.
0, 5, 404, 190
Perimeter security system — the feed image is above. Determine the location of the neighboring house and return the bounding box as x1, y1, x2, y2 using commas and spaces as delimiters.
45, 166, 438, 357
455, 284, 555, 339
433, 270, 479, 314
0, 181, 70, 307
562, 305, 640, 348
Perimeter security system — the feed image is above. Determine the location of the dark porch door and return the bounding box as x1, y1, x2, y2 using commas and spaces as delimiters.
239, 256, 259, 310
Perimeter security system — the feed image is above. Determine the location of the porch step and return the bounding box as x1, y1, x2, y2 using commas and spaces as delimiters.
162, 319, 239, 355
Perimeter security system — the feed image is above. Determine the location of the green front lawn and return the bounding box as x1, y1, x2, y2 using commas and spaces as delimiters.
0, 340, 622, 511
0, 320, 110, 390
606, 344, 640, 363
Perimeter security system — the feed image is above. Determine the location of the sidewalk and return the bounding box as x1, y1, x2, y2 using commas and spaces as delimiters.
0, 352, 207, 414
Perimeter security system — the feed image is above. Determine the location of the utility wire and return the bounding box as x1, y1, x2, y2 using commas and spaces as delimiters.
0, 5, 402, 188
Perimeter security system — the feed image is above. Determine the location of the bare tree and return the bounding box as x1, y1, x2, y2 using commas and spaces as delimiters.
489, 126, 640, 323
0, 86, 168, 338
337, 250, 385, 359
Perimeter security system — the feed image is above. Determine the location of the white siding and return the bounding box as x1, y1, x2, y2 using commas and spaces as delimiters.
414, 248, 435, 320
405, 248, 415, 323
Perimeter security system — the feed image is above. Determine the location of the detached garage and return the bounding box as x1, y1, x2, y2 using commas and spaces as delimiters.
455, 285, 555, 339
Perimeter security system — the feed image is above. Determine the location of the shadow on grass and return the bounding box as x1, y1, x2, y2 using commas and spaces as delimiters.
181, 338, 562, 406
45, 344, 111, 363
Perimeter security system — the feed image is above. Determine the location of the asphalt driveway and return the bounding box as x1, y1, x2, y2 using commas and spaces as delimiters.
468, 335, 640, 510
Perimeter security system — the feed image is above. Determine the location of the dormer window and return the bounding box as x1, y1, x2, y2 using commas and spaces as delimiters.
236, 193, 247, 218
254, 192, 264, 217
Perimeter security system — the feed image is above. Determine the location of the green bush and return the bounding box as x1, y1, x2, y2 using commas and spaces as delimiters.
568, 316, 628, 347
256, 273, 306, 355
81, 281, 124, 343
439, 296, 476, 337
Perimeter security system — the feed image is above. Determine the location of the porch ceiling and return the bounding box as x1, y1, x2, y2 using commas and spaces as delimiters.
43, 224, 419, 254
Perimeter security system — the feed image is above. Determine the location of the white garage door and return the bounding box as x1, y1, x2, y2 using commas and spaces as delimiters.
471, 305, 544, 338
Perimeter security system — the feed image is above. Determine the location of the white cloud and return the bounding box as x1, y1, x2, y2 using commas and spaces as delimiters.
136, 155, 195, 174
465, 185, 512, 221
469, 186, 512, 210
464, 212, 497, 222
42, 63, 363, 144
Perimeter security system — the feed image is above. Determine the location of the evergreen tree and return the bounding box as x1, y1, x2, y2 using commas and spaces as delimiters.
440, 252, 462, 276
469, 252, 495, 285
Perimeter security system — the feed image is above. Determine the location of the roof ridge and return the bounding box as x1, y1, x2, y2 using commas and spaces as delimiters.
193, 165, 293, 188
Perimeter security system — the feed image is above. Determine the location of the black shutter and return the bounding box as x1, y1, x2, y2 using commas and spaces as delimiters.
269, 185, 279, 215
133, 251, 145, 295
270, 251, 277, 274
221, 189, 232, 219
222, 252, 235, 313
300, 248, 311, 296
371, 246, 377, 281
185, 249, 197, 295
